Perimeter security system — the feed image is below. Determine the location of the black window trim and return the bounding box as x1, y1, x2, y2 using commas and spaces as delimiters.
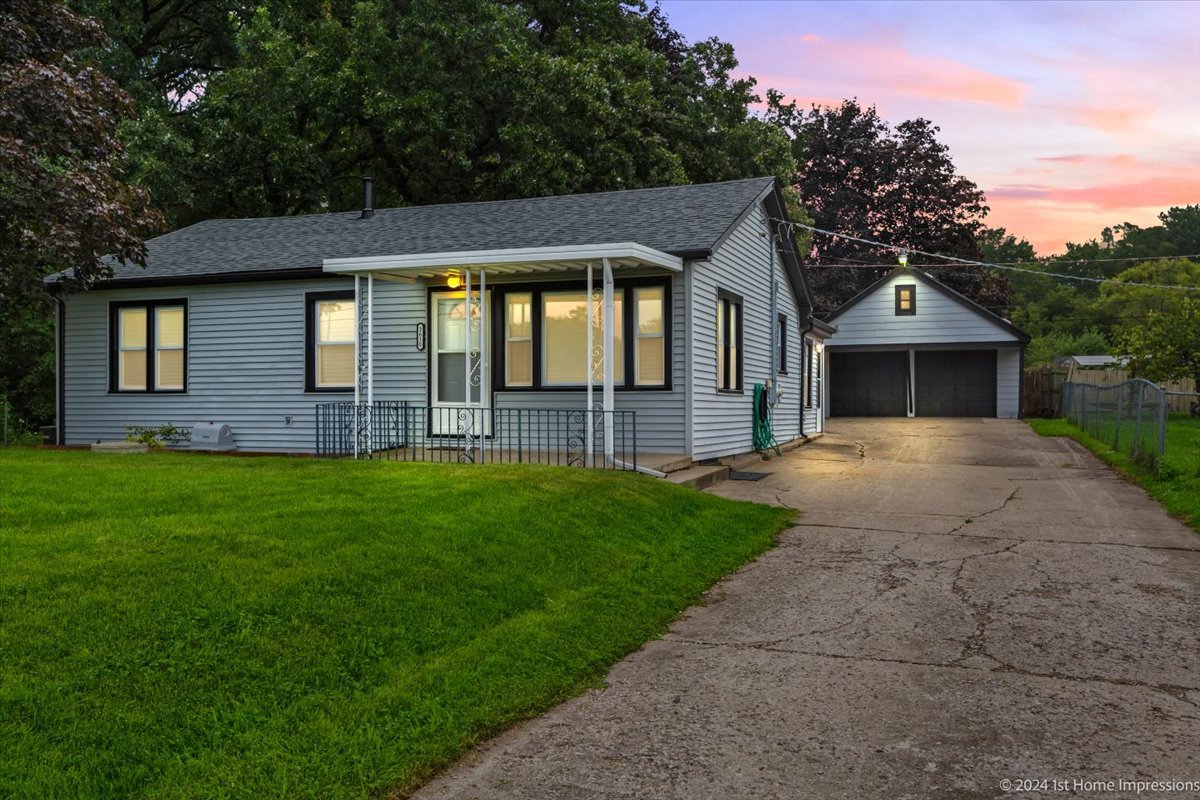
895, 284, 916, 316
777, 312, 788, 375
717, 288, 744, 394
486, 276, 673, 393
305, 290, 356, 393
108, 298, 188, 394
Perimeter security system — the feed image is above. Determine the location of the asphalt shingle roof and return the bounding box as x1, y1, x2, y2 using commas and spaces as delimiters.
87, 177, 776, 284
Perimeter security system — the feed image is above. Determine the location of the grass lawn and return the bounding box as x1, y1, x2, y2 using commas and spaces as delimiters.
1027, 414, 1200, 533
0, 449, 793, 799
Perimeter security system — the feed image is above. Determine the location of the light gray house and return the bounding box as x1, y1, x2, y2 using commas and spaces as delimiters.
49, 177, 834, 469
822, 267, 1029, 419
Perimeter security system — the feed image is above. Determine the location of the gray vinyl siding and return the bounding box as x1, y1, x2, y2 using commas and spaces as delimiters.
492, 271, 686, 453
828, 272, 1020, 346
62, 277, 427, 451
801, 336, 824, 435
689, 203, 804, 460
997, 347, 1020, 418
62, 272, 687, 453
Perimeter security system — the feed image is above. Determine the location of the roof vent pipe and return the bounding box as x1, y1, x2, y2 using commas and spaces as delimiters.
359, 176, 374, 219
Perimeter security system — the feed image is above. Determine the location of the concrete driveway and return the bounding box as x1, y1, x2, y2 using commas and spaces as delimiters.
415, 418, 1200, 799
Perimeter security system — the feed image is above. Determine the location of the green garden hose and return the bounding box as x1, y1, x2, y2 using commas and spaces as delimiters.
753, 383, 780, 456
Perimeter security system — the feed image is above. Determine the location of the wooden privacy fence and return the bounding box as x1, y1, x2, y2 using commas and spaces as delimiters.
1023, 366, 1197, 417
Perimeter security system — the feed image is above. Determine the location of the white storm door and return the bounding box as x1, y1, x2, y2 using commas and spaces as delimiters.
430, 291, 490, 435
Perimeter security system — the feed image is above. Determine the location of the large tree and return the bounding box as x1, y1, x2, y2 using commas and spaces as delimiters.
97, 0, 795, 227
1054, 205, 1200, 292
0, 0, 162, 430
0, 0, 162, 296
766, 97, 1007, 315
1114, 297, 1200, 389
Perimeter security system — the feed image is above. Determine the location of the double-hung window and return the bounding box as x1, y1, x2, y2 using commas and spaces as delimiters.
895, 284, 916, 315
306, 291, 356, 391
634, 286, 666, 386
110, 301, 187, 393
777, 313, 788, 375
717, 290, 743, 392
505, 293, 534, 387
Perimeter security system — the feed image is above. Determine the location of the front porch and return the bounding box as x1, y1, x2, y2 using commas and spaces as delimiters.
321, 243, 686, 471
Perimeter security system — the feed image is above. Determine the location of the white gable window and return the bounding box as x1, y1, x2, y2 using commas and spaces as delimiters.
110, 301, 187, 393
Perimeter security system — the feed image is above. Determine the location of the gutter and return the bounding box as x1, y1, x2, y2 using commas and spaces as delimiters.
55, 293, 65, 445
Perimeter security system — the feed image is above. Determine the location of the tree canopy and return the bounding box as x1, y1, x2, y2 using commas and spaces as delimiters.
765, 97, 1006, 314
0, 0, 162, 300
93, 0, 796, 227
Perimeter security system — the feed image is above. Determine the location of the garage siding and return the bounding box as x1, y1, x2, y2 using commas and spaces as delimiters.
997, 348, 1021, 418
827, 272, 1020, 346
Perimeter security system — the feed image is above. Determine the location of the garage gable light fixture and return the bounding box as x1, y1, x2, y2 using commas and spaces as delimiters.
897, 250, 909, 268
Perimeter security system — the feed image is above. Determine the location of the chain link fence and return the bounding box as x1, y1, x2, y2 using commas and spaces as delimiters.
1061, 380, 1166, 467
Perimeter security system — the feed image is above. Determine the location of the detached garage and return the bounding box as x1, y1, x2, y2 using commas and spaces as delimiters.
823, 268, 1029, 419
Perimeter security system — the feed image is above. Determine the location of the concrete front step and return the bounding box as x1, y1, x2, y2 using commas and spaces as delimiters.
664, 464, 730, 490
652, 455, 695, 474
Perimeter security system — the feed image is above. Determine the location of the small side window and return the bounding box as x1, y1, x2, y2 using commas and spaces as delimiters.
717, 290, 744, 392
306, 291, 356, 391
895, 284, 916, 316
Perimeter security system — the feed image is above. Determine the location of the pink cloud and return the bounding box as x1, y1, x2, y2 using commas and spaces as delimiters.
784, 35, 1027, 108
990, 175, 1198, 210
1036, 153, 1138, 166
1066, 104, 1149, 134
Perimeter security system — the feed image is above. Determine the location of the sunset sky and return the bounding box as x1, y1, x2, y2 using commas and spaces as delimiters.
663, 0, 1200, 255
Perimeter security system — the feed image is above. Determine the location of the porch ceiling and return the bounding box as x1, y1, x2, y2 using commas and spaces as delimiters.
321, 242, 683, 280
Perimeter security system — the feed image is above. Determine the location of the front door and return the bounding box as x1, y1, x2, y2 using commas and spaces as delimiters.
430, 291, 491, 436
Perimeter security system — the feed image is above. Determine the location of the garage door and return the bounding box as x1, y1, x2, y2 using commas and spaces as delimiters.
915, 350, 996, 417
830, 351, 908, 416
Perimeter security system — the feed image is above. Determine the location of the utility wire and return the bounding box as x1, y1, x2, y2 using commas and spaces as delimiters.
778, 219, 1200, 292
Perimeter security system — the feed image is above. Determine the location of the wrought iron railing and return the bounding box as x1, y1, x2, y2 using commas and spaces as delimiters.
315, 401, 637, 470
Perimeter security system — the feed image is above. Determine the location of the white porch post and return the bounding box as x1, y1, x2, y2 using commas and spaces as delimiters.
907, 348, 916, 418
586, 262, 594, 466
352, 274, 361, 459
464, 266, 472, 422
367, 274, 374, 406
602, 258, 615, 464
479, 268, 487, 462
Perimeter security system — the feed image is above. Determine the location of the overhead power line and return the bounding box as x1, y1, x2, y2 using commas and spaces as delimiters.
773, 219, 1200, 292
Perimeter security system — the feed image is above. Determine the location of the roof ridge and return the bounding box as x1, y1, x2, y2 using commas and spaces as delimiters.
186, 177, 777, 226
